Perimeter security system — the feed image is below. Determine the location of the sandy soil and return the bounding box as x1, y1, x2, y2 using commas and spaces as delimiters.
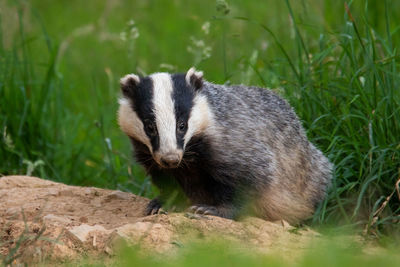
0, 175, 320, 264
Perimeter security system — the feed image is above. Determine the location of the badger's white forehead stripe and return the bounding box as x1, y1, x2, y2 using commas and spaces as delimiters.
150, 73, 178, 153
117, 98, 152, 152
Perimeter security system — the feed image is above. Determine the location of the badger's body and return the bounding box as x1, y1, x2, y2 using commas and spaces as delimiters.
118, 68, 332, 224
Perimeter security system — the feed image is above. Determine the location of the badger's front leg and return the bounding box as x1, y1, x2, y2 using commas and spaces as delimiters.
145, 170, 189, 216
183, 174, 241, 219
145, 192, 188, 215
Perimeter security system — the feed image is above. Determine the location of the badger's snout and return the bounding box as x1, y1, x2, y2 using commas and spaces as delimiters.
161, 153, 181, 168
154, 152, 182, 168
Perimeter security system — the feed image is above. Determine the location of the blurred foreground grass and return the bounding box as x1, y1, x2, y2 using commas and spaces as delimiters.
0, 0, 399, 237
62, 239, 400, 267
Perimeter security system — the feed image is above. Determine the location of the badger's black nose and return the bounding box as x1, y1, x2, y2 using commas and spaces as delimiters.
160, 154, 181, 168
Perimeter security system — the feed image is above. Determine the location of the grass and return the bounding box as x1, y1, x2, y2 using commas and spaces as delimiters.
56, 239, 400, 267
0, 0, 399, 245
119, 242, 400, 267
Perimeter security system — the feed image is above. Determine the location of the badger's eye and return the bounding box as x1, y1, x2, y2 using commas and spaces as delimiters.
177, 120, 187, 133
144, 120, 157, 136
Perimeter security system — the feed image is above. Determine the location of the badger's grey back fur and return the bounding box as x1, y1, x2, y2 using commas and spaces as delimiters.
200, 81, 332, 222
118, 67, 332, 224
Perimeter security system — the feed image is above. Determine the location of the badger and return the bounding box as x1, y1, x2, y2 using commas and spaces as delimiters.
118, 67, 332, 224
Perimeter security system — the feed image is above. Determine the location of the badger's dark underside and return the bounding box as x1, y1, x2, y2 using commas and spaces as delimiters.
130, 136, 258, 219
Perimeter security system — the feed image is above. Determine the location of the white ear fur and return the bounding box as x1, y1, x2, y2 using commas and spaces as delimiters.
185, 67, 204, 90
120, 74, 140, 86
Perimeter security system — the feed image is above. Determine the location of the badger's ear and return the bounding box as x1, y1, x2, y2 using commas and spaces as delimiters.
185, 67, 203, 91
120, 74, 140, 97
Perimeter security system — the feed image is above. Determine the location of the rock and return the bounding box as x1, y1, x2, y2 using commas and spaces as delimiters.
67, 224, 112, 244
110, 221, 174, 253
0, 175, 320, 264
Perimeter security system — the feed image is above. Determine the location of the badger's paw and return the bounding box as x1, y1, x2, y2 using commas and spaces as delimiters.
188, 204, 236, 219
188, 205, 219, 216
145, 198, 167, 215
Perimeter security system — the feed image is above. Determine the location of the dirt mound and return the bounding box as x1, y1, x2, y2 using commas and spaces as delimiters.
0, 176, 319, 264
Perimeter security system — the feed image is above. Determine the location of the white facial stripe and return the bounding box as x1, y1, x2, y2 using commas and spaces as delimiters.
184, 94, 213, 147
118, 98, 152, 152
150, 73, 178, 154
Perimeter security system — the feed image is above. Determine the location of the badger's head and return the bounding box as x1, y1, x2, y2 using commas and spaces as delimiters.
118, 67, 211, 169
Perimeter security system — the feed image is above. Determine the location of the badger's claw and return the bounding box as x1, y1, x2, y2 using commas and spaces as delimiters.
145, 198, 167, 215
188, 205, 218, 216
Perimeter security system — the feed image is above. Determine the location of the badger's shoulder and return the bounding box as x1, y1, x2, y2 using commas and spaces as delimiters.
202, 82, 296, 117
199, 81, 305, 140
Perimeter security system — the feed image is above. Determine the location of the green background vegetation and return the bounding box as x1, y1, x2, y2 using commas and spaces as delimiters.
1, 0, 399, 257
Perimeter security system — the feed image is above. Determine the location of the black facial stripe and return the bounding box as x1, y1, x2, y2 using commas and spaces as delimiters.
128, 77, 160, 151
172, 74, 195, 149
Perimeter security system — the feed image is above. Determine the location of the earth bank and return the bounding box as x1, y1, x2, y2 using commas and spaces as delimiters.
0, 175, 326, 264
